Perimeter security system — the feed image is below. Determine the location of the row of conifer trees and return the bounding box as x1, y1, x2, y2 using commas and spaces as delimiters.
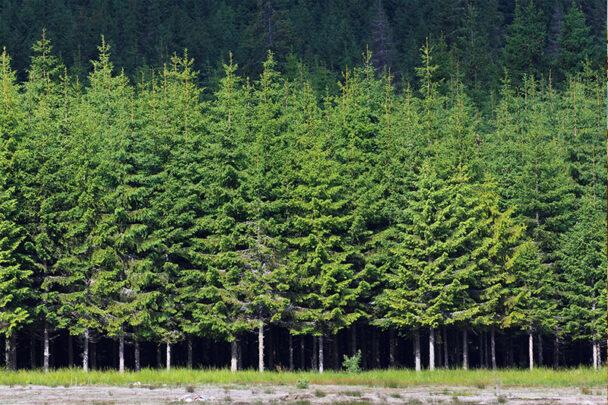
0, 33, 605, 372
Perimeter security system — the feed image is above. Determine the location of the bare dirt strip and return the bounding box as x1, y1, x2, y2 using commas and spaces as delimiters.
0, 384, 605, 404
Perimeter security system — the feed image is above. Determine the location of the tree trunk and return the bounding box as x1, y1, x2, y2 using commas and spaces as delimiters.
68, 335, 74, 367
490, 327, 497, 370
134, 341, 140, 371
268, 328, 274, 370
350, 326, 357, 355
29, 335, 36, 369
187, 337, 193, 369
156, 345, 162, 368
312, 336, 318, 371
5, 334, 12, 370
537, 334, 543, 366
429, 327, 435, 370
288, 334, 294, 371
372, 329, 380, 368
528, 332, 534, 370
506, 336, 513, 367
43, 325, 50, 373
230, 340, 238, 372
318, 336, 324, 373
389, 330, 396, 368
553, 335, 560, 368
82, 330, 89, 372
414, 329, 421, 372
300, 336, 305, 370
91, 340, 97, 370
443, 327, 449, 369
462, 328, 469, 370
481, 332, 487, 368
118, 334, 125, 373
592, 341, 599, 370
332, 336, 339, 370
166, 343, 171, 371
237, 339, 242, 370
258, 324, 264, 372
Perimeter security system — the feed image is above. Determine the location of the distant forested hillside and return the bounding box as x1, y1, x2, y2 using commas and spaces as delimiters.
0, 0, 604, 96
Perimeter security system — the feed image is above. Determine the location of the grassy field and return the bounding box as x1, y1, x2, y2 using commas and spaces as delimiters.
0, 367, 604, 388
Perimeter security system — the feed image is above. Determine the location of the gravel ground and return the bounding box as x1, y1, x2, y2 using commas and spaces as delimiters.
0, 384, 605, 404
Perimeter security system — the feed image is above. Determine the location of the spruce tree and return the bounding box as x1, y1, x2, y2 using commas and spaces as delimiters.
558, 193, 606, 369
0, 48, 31, 370
285, 80, 362, 373
503, 0, 547, 83
557, 2, 595, 78
16, 31, 68, 371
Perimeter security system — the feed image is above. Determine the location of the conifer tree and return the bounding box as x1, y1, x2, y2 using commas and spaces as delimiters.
0, 48, 31, 370
239, 51, 291, 372
503, 0, 547, 83
285, 80, 363, 373
557, 2, 595, 78
199, 55, 256, 371
16, 31, 68, 371
503, 240, 556, 370
146, 51, 206, 369
558, 193, 606, 369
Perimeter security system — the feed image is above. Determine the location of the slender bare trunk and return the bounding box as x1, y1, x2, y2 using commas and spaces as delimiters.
237, 339, 242, 370
537, 334, 543, 366
414, 329, 421, 371
5, 334, 12, 370
134, 341, 140, 371
429, 327, 435, 370
156, 345, 162, 368
82, 329, 89, 372
462, 328, 468, 370
372, 329, 380, 368
29, 335, 35, 370
528, 332, 534, 370
230, 340, 238, 372
389, 330, 396, 368
187, 337, 193, 369
300, 337, 305, 370
312, 336, 318, 370
443, 327, 449, 369
91, 340, 97, 370
258, 324, 264, 372
592, 341, 599, 370
118, 334, 125, 373
68, 335, 74, 367
165, 343, 171, 371
332, 336, 339, 370
490, 327, 497, 370
553, 335, 560, 368
288, 335, 294, 371
43, 325, 50, 372
318, 336, 324, 373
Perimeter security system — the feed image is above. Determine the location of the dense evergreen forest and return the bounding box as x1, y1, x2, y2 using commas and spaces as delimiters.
1, 0, 605, 94
0, 0, 606, 373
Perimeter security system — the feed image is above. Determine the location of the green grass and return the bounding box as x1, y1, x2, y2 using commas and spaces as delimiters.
0, 367, 603, 388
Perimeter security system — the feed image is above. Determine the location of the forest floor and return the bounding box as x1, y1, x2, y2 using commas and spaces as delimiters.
0, 369, 605, 404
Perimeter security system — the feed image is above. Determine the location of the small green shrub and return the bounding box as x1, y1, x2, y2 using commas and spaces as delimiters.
342, 350, 362, 373
296, 378, 309, 389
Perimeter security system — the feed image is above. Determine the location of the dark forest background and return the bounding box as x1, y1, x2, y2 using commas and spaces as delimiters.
1, 0, 605, 92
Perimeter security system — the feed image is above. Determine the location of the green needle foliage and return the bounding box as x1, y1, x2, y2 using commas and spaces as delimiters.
0, 30, 605, 372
